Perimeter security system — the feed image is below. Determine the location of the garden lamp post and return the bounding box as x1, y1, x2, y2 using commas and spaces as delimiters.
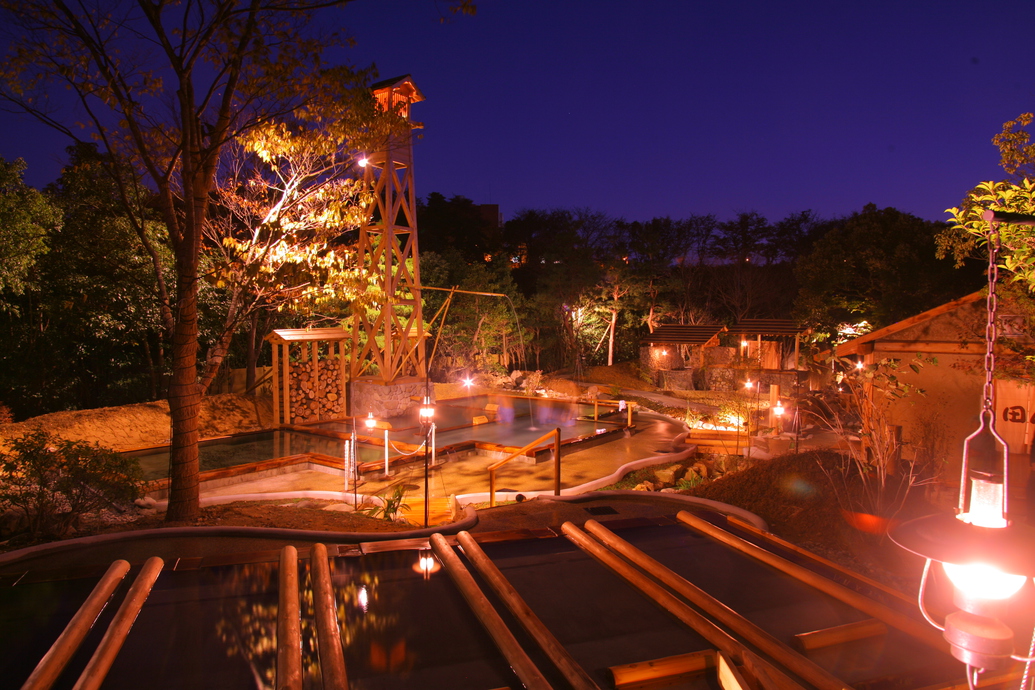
891, 210, 1035, 687
773, 400, 785, 435
419, 396, 435, 527
744, 378, 760, 460
365, 412, 390, 477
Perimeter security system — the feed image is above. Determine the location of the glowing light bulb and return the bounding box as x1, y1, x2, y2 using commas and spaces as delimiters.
364, 412, 376, 429
744, 380, 754, 389
942, 562, 1027, 601
357, 156, 368, 167
419, 396, 435, 422
741, 340, 749, 348
661, 349, 668, 356
462, 377, 474, 388
358, 585, 369, 612
774, 401, 784, 417
855, 360, 865, 370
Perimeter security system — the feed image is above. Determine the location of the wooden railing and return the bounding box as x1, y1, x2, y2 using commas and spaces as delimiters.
487, 428, 561, 507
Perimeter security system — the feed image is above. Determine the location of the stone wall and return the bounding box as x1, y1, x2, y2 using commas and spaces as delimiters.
352, 380, 429, 420
658, 369, 699, 391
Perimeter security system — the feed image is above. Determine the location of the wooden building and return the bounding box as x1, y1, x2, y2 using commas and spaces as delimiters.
835, 291, 1031, 506
732, 318, 807, 371
639, 324, 726, 388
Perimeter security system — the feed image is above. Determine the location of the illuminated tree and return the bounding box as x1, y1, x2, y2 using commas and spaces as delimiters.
0, 158, 60, 307
0, 0, 378, 521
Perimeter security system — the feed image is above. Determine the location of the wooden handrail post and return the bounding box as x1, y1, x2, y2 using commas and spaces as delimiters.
277, 546, 302, 690
72, 557, 164, 690
594, 399, 598, 422
311, 544, 348, 689
430, 534, 552, 690
675, 511, 947, 653
486, 429, 563, 506
456, 532, 600, 690
22, 560, 131, 690
553, 428, 561, 496
627, 401, 634, 427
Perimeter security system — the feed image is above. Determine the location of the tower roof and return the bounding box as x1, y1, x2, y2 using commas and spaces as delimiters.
370, 74, 424, 103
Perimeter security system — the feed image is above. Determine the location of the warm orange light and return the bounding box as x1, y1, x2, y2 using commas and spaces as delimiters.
364, 412, 376, 429
740, 340, 749, 348
419, 397, 435, 422
773, 401, 785, 417
855, 360, 865, 370
413, 551, 441, 577
461, 377, 474, 388
744, 379, 754, 390
942, 562, 1027, 601
357, 156, 369, 167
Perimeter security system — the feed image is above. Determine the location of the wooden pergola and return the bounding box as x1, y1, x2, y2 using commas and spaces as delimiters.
732, 318, 808, 370
266, 328, 349, 426
641, 324, 727, 348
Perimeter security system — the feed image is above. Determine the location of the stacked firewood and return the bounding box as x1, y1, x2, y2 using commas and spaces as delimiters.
288, 358, 343, 424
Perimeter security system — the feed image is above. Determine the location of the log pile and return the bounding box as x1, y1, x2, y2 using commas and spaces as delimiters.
288, 356, 343, 424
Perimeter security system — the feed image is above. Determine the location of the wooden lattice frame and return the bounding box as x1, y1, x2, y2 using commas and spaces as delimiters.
351, 75, 427, 383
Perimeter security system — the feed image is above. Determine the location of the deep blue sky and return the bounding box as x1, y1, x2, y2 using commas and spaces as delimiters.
3, 0, 1033, 224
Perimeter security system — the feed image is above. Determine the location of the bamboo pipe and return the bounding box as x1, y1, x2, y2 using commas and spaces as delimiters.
277, 546, 302, 690
582, 520, 850, 690
72, 557, 164, 690
725, 515, 919, 609
560, 522, 805, 690
22, 560, 132, 690
676, 510, 948, 654
311, 544, 348, 689
455, 531, 600, 690
429, 533, 551, 690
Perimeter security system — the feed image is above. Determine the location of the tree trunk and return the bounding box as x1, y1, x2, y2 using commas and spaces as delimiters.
246, 311, 258, 392
607, 307, 618, 367
165, 258, 201, 522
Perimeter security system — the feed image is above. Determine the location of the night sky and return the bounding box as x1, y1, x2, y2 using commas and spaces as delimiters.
2, 0, 1033, 225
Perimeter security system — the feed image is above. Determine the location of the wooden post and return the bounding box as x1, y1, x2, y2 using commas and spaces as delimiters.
311, 544, 348, 688
282, 342, 291, 426
277, 546, 302, 690
271, 340, 280, 426
429, 534, 552, 690
22, 561, 131, 690
456, 532, 600, 690
553, 428, 561, 496
73, 558, 165, 690
675, 511, 948, 653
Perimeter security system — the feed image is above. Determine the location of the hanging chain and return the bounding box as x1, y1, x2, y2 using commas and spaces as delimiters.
982, 224, 1000, 415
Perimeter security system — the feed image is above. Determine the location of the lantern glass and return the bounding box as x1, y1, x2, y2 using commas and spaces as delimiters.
942, 562, 1027, 601
364, 412, 376, 429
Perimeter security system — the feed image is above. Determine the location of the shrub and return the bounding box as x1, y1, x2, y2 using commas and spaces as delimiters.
358, 485, 411, 522
0, 402, 12, 424
0, 428, 143, 537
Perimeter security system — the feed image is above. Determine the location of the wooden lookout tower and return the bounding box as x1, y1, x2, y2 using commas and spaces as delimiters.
351, 75, 429, 418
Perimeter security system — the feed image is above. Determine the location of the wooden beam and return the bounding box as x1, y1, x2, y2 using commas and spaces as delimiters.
609, 650, 716, 689
873, 341, 985, 354
793, 619, 887, 651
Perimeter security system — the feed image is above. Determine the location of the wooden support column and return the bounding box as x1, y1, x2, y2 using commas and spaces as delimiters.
271, 340, 280, 426
282, 342, 291, 426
